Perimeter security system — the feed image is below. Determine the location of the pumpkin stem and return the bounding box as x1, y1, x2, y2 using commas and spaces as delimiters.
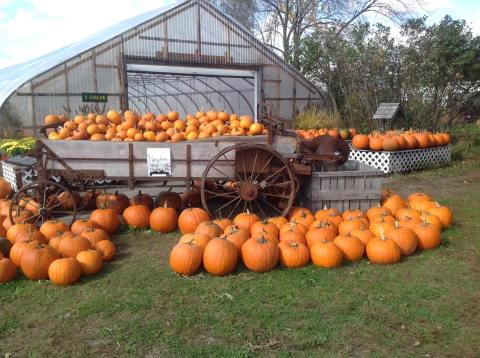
394, 221, 401, 229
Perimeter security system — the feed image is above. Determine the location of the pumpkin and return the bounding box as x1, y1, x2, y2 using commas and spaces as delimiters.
407, 192, 432, 202
40, 220, 70, 240
58, 235, 92, 258
369, 218, 394, 238
280, 221, 308, 236
212, 218, 233, 231
81, 228, 110, 246
58, 191, 81, 210
409, 200, 435, 212
251, 231, 279, 244
170, 242, 203, 276
290, 209, 315, 228
241, 237, 279, 273
310, 240, 343, 268
48, 232, 74, 252
250, 219, 279, 239
385, 223, 418, 256
180, 189, 202, 208
90, 208, 120, 234
130, 191, 154, 210
419, 212, 443, 230
179, 233, 211, 251
150, 205, 179, 233
0, 236, 12, 257
0, 178, 13, 199
222, 231, 248, 255
82, 189, 99, 210
268, 217, 288, 230
20, 243, 60, 280
412, 220, 441, 250
280, 229, 307, 245
105, 191, 130, 215
71, 219, 98, 236
338, 218, 367, 236
366, 204, 392, 221
382, 137, 399, 151
398, 216, 422, 230
322, 212, 343, 227
381, 190, 405, 215
350, 226, 374, 246
233, 211, 260, 232
6, 223, 36, 243
0, 258, 17, 282
278, 241, 310, 268
223, 225, 249, 240
396, 208, 421, 221
203, 237, 238, 276
370, 214, 396, 225
194, 221, 223, 239
342, 209, 365, 220
369, 137, 383, 151
76, 250, 103, 275
366, 235, 401, 265
428, 203, 453, 228
10, 240, 41, 266
123, 204, 151, 229
178, 207, 210, 234
333, 235, 365, 261
305, 223, 337, 247
94, 240, 116, 261
48, 258, 82, 285
95, 191, 110, 209
15, 229, 47, 245
352, 135, 369, 150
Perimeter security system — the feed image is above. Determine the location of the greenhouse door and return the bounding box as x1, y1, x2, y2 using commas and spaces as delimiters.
125, 64, 258, 119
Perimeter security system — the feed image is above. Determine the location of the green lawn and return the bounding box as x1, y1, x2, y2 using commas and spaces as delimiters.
1, 158, 480, 357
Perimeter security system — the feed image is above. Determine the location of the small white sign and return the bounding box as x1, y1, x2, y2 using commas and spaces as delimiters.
147, 148, 172, 177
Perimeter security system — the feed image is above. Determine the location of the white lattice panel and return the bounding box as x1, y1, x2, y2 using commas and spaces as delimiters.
349, 145, 452, 174
1, 162, 36, 191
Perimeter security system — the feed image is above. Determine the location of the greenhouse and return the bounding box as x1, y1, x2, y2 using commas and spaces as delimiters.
0, 0, 323, 135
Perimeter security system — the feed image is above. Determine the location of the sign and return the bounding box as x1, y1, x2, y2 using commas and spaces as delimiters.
82, 92, 108, 103
147, 148, 172, 177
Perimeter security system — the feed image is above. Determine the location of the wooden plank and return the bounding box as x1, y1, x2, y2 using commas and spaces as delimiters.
309, 190, 381, 201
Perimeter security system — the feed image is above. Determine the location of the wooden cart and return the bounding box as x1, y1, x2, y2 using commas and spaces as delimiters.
9, 122, 343, 226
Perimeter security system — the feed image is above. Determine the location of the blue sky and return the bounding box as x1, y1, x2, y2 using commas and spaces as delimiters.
0, 0, 479, 70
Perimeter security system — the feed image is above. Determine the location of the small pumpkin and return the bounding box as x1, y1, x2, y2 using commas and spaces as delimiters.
310, 240, 343, 268
194, 221, 223, 239
385, 223, 418, 256
342, 209, 365, 220
40, 220, 70, 240
314, 206, 340, 221
178, 207, 210, 235
338, 218, 367, 236
179, 233, 211, 251
90, 208, 120, 234
396, 207, 421, 221
0, 257, 17, 282
381, 190, 405, 215
280, 229, 307, 245
350, 226, 375, 246
94, 240, 116, 261
58, 235, 92, 258
412, 220, 441, 250
130, 190, 154, 210
48, 232, 74, 252
58, 191, 82, 210
170, 242, 203, 276
268, 217, 288, 230
407, 192, 432, 202
0, 178, 13, 199
278, 241, 310, 268
14, 229, 47, 245
250, 219, 279, 239
76, 250, 103, 275
290, 209, 315, 228
20, 243, 61, 280
150, 204, 179, 233
81, 228, 110, 246
105, 191, 130, 215
333, 235, 365, 261
428, 203, 453, 228
366, 234, 401, 265
10, 239, 41, 266
280, 221, 308, 236
241, 236, 279, 273
203, 237, 238, 276
48, 258, 82, 285
212, 218, 233, 231
233, 210, 260, 232
71, 219, 98, 236
6, 223, 36, 243
123, 204, 151, 229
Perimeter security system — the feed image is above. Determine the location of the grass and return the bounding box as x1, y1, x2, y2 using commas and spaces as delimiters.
1, 160, 480, 357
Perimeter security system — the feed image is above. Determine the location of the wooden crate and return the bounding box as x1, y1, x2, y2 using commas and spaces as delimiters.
299, 161, 383, 212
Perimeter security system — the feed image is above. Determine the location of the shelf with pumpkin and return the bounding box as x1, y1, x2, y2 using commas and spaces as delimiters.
44, 110, 267, 142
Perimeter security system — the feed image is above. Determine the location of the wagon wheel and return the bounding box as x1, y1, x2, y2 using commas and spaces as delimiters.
200, 143, 296, 219
9, 180, 78, 227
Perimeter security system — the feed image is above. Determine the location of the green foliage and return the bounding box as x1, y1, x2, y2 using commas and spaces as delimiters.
299, 16, 480, 131
0, 101, 22, 138
450, 123, 480, 160
293, 107, 341, 129
0, 137, 37, 157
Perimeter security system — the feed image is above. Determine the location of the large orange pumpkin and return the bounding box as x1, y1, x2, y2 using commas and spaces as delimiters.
20, 243, 61, 280
241, 237, 279, 273
233, 211, 260, 232
123, 204, 151, 229
48, 258, 82, 286
90, 208, 120, 234
310, 240, 343, 268
203, 237, 238, 276
178, 208, 210, 235
76, 250, 103, 275
58, 235, 92, 258
170, 242, 203, 276
94, 240, 117, 262
278, 241, 310, 268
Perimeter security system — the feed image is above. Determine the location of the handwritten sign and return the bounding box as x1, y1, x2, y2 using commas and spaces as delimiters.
147, 148, 172, 177
82, 92, 108, 103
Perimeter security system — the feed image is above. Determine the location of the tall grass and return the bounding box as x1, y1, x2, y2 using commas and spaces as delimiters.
294, 108, 342, 129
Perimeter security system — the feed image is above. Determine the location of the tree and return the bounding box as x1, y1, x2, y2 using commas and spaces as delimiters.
0, 100, 21, 138
255, 0, 415, 68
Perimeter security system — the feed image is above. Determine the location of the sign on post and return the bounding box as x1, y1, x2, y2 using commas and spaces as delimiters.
81, 92, 108, 103
147, 148, 172, 177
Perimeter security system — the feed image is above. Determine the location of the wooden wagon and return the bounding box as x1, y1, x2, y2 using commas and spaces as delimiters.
9, 122, 342, 225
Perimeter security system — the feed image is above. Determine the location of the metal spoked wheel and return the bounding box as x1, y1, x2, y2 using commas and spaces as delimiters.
9, 180, 78, 227
200, 143, 296, 219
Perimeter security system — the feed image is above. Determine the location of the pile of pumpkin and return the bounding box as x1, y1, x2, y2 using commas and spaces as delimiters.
44, 109, 266, 142
296, 128, 358, 140
352, 130, 451, 151
0, 215, 117, 285
168, 191, 453, 276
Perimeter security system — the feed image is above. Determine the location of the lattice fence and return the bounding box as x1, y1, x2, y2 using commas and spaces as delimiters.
1, 162, 36, 191
349, 145, 452, 174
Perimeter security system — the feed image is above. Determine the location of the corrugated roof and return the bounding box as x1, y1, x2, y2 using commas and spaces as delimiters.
0, 1, 182, 107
